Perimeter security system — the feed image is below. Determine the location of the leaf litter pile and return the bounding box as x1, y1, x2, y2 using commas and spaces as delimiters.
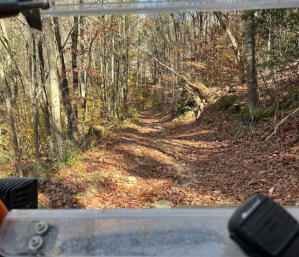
39, 96, 299, 209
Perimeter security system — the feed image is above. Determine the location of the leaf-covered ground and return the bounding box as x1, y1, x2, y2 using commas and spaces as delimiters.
39, 104, 299, 209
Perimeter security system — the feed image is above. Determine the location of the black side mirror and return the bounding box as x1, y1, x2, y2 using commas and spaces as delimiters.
228, 194, 299, 257
0, 177, 38, 210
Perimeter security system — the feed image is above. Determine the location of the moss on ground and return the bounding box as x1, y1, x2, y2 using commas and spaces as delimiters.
212, 95, 238, 111
262, 104, 277, 117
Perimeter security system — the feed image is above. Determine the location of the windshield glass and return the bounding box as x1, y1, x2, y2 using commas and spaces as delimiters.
0, 1, 298, 210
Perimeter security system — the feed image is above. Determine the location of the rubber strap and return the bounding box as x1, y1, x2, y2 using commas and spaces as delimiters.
0, 200, 8, 226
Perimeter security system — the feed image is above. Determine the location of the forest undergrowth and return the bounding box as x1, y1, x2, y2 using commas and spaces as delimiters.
38, 62, 299, 209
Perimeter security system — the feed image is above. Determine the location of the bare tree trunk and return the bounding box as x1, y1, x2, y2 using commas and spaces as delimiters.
244, 10, 259, 115
267, 11, 275, 62
53, 17, 74, 139
136, 19, 140, 86
71, 16, 80, 141
204, 14, 209, 43
79, 15, 88, 147
199, 12, 203, 39
31, 33, 40, 171
43, 17, 64, 160
111, 34, 116, 119
123, 16, 129, 111
37, 38, 53, 155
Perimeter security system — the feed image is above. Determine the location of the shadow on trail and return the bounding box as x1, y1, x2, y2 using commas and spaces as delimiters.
40, 179, 85, 209
94, 111, 299, 205
97, 112, 240, 202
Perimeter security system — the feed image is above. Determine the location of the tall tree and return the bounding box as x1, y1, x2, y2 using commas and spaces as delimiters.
71, 16, 80, 140
30, 31, 40, 170
244, 10, 259, 116
53, 17, 74, 139
37, 38, 53, 154
43, 17, 64, 160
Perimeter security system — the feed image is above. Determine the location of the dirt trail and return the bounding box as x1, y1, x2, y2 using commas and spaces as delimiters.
40, 111, 299, 209
114, 112, 197, 187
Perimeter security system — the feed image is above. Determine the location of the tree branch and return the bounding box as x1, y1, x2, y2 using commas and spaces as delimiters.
266, 107, 299, 141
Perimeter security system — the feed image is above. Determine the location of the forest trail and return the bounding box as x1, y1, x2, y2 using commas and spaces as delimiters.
39, 111, 299, 209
